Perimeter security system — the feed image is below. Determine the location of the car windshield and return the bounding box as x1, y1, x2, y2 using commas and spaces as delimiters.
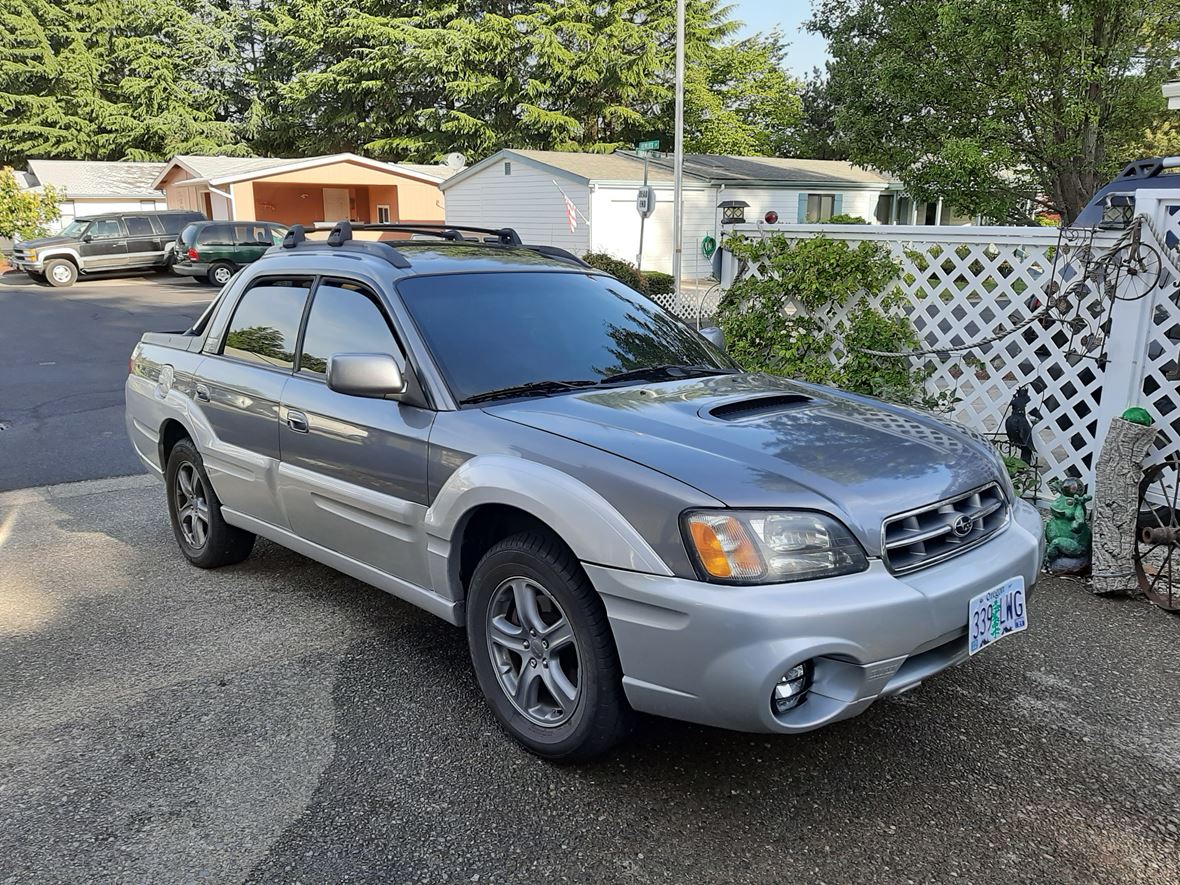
60, 219, 90, 238
397, 271, 739, 404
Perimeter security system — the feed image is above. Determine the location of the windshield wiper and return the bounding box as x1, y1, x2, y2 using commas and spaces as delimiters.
597, 364, 736, 386
460, 379, 598, 405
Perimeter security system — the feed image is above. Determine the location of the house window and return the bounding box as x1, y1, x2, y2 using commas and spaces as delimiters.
806, 194, 835, 223
377, 204, 391, 223
504, 162, 512, 176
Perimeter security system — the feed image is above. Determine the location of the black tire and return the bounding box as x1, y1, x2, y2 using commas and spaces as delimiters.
44, 258, 78, 287
466, 530, 632, 761
165, 438, 255, 568
206, 261, 235, 286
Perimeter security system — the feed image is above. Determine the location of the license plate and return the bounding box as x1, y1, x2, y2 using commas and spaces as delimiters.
968, 577, 1027, 655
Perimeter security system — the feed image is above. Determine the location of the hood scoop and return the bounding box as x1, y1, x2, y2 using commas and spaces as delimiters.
707, 393, 813, 421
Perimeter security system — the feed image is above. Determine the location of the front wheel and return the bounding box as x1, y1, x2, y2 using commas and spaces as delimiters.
165, 438, 255, 568
44, 259, 78, 287
466, 531, 632, 761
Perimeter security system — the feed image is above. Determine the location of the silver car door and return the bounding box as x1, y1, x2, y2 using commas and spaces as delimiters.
196, 275, 312, 528
277, 278, 435, 586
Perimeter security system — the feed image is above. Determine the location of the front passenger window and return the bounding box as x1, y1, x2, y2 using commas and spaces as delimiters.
299, 283, 401, 377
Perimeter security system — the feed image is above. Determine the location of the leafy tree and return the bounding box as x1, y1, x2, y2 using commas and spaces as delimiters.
785, 70, 845, 160
811, 0, 1180, 223
682, 31, 802, 156
0, 0, 246, 164
259, 0, 794, 161
0, 167, 61, 240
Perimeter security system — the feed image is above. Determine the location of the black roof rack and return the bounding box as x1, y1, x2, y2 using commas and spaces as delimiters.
279, 222, 412, 269
311, 221, 523, 246
277, 221, 591, 271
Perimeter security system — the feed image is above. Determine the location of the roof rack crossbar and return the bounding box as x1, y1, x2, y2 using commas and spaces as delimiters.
312, 221, 522, 246
275, 223, 412, 269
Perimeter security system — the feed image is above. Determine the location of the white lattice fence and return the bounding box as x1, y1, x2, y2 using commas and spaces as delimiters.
711, 216, 1180, 492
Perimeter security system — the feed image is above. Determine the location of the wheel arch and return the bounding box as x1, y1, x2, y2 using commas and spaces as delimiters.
158, 417, 194, 469
425, 455, 673, 604
40, 249, 81, 268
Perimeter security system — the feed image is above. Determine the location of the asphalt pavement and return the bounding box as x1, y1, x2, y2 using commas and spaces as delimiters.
0, 270, 213, 491
1, 475, 1178, 884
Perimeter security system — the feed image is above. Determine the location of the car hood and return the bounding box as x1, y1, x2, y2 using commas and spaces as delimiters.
484, 373, 1003, 555
14, 234, 77, 249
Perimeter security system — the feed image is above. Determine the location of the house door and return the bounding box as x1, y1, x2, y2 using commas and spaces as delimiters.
322, 188, 350, 222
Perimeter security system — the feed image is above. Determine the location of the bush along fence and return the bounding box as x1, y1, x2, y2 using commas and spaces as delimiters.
695, 195, 1180, 496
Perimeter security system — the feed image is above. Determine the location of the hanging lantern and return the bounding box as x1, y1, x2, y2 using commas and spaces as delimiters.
1100, 194, 1134, 229
719, 200, 749, 225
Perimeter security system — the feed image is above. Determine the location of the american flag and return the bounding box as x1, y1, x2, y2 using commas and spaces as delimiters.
563, 194, 577, 232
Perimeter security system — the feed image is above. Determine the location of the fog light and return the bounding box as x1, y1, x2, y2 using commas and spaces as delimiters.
772, 661, 813, 715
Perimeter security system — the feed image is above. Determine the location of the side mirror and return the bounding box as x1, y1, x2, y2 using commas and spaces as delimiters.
327, 353, 407, 399
81, 234, 93, 243
700, 326, 725, 351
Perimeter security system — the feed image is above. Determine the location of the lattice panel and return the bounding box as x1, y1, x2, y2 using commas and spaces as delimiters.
717, 223, 1142, 490
1138, 199, 1180, 468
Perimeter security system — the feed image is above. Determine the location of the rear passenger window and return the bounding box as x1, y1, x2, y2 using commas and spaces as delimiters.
198, 224, 233, 246
221, 279, 311, 370
158, 214, 193, 235
235, 224, 271, 246
125, 216, 155, 236
298, 282, 400, 377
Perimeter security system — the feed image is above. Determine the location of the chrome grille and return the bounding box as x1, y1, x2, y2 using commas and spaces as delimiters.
881, 483, 1009, 574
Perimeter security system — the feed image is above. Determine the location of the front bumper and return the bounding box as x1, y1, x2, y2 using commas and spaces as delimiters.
12, 259, 44, 273
588, 498, 1044, 734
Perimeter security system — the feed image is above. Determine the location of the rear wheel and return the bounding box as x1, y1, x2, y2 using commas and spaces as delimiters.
466, 531, 632, 760
165, 438, 255, 568
207, 261, 235, 286
44, 258, 78, 287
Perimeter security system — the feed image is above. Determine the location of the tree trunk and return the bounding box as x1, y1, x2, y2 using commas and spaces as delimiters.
1091, 417, 1157, 595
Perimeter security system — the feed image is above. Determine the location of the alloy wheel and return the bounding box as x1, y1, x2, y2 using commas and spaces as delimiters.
485, 577, 581, 726
50, 264, 73, 284
175, 462, 210, 549
212, 266, 233, 285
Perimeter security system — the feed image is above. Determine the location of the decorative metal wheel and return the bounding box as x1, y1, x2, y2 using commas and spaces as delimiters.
1105, 241, 1163, 302
175, 461, 211, 550
485, 577, 580, 726
1134, 457, 1180, 611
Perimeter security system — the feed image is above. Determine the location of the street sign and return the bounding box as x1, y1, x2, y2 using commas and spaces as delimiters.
636, 139, 660, 154
636, 185, 656, 218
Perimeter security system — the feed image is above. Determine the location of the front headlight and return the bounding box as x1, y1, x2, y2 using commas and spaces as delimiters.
682, 510, 869, 585
23, 249, 36, 261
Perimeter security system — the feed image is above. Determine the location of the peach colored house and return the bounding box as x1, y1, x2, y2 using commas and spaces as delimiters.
152, 153, 455, 228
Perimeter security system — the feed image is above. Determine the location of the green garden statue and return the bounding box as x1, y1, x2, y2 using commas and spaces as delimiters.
1044, 477, 1092, 574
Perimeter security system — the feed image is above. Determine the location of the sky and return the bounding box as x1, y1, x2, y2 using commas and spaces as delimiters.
731, 0, 830, 76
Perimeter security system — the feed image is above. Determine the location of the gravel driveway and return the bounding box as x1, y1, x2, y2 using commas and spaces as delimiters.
1, 476, 1177, 884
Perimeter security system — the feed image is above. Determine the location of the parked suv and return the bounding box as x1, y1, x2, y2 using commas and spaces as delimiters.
125, 222, 1043, 760
12, 210, 205, 287
172, 220, 288, 286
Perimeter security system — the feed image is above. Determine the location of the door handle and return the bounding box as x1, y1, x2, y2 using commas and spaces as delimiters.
194, 383, 210, 402
286, 410, 309, 433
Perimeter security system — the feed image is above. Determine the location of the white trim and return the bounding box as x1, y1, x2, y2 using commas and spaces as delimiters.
376, 204, 391, 223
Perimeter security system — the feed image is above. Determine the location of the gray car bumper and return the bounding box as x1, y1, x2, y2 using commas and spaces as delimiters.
587, 498, 1044, 734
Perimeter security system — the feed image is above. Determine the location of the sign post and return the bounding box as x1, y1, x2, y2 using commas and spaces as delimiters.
635, 140, 659, 271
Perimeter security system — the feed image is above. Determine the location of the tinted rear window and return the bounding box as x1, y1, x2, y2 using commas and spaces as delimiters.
158, 213, 199, 235
221, 280, 311, 370
177, 223, 201, 246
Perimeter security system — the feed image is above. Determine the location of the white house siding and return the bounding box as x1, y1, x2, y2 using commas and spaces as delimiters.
444, 161, 591, 256
590, 184, 717, 279
50, 197, 167, 232
719, 186, 884, 225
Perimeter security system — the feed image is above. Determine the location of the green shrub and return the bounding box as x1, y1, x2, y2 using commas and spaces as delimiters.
582, 252, 645, 292
643, 271, 674, 297
582, 253, 675, 298
718, 233, 952, 409
824, 213, 868, 225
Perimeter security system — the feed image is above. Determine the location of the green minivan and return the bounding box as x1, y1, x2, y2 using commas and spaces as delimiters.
172, 221, 288, 286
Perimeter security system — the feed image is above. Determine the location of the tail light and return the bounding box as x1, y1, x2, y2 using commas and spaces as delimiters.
187, 247, 199, 260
